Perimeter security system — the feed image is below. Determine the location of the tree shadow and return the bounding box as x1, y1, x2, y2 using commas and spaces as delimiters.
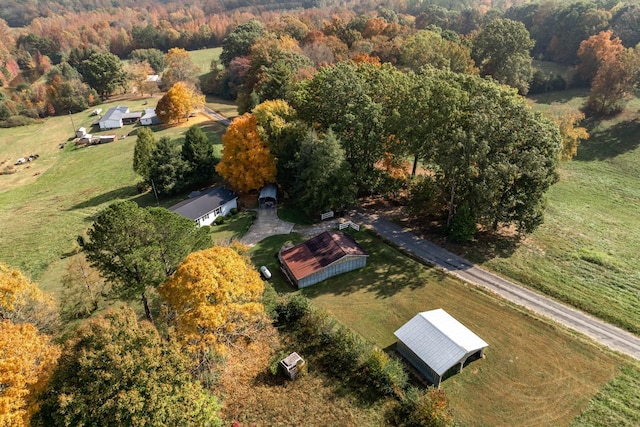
66, 185, 140, 211
528, 88, 588, 105
575, 119, 640, 161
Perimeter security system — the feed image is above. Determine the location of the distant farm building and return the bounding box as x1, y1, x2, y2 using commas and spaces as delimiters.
76, 127, 87, 138
98, 106, 142, 129
140, 108, 161, 126
168, 187, 238, 227
279, 231, 368, 288
394, 309, 488, 387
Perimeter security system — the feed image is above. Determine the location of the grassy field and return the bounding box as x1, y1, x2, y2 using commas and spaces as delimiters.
189, 47, 222, 75
447, 91, 640, 335
0, 96, 228, 294
250, 231, 634, 426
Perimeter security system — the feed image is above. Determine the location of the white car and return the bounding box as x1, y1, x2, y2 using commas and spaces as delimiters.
260, 266, 272, 280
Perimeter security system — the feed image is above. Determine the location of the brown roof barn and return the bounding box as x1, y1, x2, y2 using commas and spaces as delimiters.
279, 231, 368, 288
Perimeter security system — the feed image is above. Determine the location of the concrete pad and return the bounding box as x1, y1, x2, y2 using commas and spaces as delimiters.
241, 208, 294, 246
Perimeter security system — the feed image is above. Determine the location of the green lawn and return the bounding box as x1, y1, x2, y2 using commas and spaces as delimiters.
250, 230, 630, 426
0, 97, 228, 294
189, 47, 222, 75
209, 210, 256, 245
452, 92, 640, 334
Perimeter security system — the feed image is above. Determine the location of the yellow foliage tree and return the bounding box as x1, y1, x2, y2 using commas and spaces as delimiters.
162, 48, 200, 87
0, 320, 60, 426
158, 246, 265, 357
155, 81, 204, 125
0, 263, 59, 333
216, 113, 276, 193
556, 112, 589, 161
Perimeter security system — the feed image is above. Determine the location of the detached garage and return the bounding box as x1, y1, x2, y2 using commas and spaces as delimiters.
394, 309, 488, 387
279, 231, 368, 288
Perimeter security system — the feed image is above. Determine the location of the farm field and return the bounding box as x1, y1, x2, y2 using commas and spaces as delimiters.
286, 231, 634, 426
0, 96, 228, 293
448, 91, 640, 335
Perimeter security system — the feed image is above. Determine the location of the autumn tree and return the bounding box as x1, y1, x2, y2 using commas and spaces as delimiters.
576, 31, 624, 84
162, 47, 200, 88
83, 201, 210, 321
60, 255, 107, 320
252, 99, 306, 195
471, 18, 535, 94
556, 112, 589, 161
132, 126, 157, 181
155, 81, 204, 125
0, 262, 59, 334
182, 125, 216, 187
216, 113, 276, 193
81, 52, 127, 100
294, 130, 356, 216
0, 321, 60, 427
159, 246, 266, 360
127, 60, 154, 96
589, 47, 640, 115
32, 306, 221, 427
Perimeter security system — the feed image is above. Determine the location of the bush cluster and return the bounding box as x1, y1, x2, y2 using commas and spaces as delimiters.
275, 295, 407, 398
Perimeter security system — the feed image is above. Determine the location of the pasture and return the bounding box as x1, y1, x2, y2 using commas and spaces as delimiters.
0, 96, 228, 293
452, 91, 640, 335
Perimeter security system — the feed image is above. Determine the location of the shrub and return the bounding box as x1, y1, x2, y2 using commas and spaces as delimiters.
449, 202, 476, 243
214, 216, 225, 225
262, 282, 279, 321
387, 387, 455, 427
275, 294, 311, 326
230, 207, 238, 215
362, 349, 408, 397
324, 324, 368, 378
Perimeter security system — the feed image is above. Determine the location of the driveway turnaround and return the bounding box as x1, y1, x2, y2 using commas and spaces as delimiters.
241, 208, 294, 246
354, 211, 640, 361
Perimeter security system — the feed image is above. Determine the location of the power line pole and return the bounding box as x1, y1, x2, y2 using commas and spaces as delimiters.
69, 111, 76, 136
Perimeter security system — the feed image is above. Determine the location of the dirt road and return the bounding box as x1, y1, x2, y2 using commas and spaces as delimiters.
354, 211, 640, 360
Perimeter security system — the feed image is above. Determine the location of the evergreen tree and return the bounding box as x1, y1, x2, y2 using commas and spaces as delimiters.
182, 125, 215, 186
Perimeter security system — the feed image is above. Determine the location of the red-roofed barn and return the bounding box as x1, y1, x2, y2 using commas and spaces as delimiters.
279, 231, 368, 288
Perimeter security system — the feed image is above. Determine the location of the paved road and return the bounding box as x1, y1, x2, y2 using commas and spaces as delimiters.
354, 211, 640, 360
202, 106, 231, 126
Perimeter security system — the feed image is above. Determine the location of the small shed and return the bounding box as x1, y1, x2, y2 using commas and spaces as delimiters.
394, 309, 488, 387
76, 127, 87, 138
168, 187, 238, 227
279, 352, 305, 379
279, 231, 368, 288
258, 184, 278, 208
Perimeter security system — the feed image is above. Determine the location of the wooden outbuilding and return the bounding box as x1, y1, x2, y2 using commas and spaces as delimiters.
394, 309, 488, 387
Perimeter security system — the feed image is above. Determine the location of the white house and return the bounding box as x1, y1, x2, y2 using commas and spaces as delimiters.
98, 106, 129, 129
168, 187, 238, 227
140, 108, 161, 126
394, 309, 488, 386
76, 127, 87, 138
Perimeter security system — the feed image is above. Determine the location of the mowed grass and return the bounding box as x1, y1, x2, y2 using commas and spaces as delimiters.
189, 47, 222, 75
0, 96, 227, 294
458, 91, 640, 334
293, 231, 625, 427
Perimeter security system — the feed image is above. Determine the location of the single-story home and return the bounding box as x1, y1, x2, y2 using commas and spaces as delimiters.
168, 187, 238, 227
98, 106, 129, 129
258, 183, 277, 208
140, 108, 162, 126
279, 231, 368, 288
394, 309, 488, 387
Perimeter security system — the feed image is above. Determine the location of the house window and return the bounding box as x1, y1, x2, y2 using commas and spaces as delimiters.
202, 214, 209, 220
214, 207, 222, 216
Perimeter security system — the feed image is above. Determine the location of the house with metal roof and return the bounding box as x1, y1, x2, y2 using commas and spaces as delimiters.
258, 183, 277, 208
98, 106, 130, 129
394, 309, 488, 386
140, 108, 161, 126
279, 231, 368, 288
168, 187, 238, 227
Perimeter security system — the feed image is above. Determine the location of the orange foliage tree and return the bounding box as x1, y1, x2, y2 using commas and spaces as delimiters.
158, 246, 266, 359
576, 30, 624, 84
556, 112, 589, 161
155, 81, 204, 125
0, 262, 59, 333
216, 113, 276, 193
0, 321, 60, 427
